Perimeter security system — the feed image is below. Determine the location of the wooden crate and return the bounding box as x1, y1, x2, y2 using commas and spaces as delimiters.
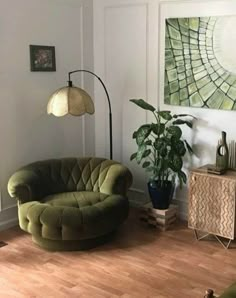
140, 203, 178, 231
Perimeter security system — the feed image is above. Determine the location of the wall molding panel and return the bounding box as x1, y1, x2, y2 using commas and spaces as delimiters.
0, 205, 18, 232
79, 5, 86, 158
93, 0, 159, 203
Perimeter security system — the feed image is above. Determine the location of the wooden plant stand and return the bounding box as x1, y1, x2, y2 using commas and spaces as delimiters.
140, 203, 178, 231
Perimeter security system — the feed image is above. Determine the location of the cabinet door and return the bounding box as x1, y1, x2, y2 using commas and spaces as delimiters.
188, 173, 236, 239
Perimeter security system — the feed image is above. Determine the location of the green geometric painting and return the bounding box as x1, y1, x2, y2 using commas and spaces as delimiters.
165, 16, 236, 110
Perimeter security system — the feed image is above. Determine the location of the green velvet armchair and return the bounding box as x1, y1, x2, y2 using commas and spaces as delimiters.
205, 283, 236, 298
219, 283, 236, 298
8, 157, 133, 251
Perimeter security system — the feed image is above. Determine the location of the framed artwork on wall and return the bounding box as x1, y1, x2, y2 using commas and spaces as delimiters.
30, 45, 56, 72
164, 16, 236, 111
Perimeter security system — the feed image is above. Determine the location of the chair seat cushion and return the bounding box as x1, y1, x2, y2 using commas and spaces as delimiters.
41, 191, 111, 208
18, 191, 129, 241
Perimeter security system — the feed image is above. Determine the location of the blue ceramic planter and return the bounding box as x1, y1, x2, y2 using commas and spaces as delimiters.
148, 181, 174, 210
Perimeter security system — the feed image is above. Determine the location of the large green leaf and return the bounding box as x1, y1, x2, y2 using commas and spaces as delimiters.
168, 149, 175, 160
157, 111, 172, 121
136, 125, 151, 146
151, 123, 165, 135
132, 131, 138, 139
178, 173, 183, 189
145, 140, 152, 146
184, 140, 194, 155
142, 149, 151, 158
178, 170, 187, 184
154, 138, 166, 150
146, 166, 156, 172
172, 119, 193, 128
173, 113, 197, 119
160, 147, 168, 157
136, 144, 146, 164
169, 154, 183, 172
143, 161, 151, 168
130, 152, 137, 161
164, 135, 172, 146
167, 126, 182, 139
130, 99, 155, 112
178, 170, 187, 188
172, 139, 186, 156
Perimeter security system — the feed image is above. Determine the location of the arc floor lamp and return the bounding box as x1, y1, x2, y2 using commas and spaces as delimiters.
47, 70, 113, 160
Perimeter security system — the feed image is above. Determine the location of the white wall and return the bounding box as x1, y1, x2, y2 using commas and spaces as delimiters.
93, 0, 236, 219
0, 0, 94, 230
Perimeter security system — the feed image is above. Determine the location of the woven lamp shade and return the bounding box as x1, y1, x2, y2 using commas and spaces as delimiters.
47, 86, 95, 117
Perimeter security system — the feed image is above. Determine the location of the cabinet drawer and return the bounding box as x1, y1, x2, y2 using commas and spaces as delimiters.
188, 173, 236, 239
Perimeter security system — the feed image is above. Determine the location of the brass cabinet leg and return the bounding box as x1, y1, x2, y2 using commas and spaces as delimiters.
214, 235, 232, 249
194, 229, 210, 241
194, 230, 232, 249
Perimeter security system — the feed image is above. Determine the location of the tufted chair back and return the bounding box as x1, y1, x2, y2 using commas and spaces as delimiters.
8, 157, 131, 203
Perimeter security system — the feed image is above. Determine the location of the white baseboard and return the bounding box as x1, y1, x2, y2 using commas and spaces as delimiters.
0, 205, 18, 231
0, 217, 18, 231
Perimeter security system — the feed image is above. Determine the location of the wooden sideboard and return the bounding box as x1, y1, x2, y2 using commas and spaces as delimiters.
188, 165, 236, 248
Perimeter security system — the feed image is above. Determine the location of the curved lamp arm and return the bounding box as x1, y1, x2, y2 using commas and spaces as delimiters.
68, 70, 113, 160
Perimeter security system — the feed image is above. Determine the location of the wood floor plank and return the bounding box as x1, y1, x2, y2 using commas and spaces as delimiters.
0, 209, 236, 297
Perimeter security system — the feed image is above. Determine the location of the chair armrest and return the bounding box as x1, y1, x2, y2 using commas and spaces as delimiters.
8, 169, 45, 203
100, 164, 133, 196
217, 282, 236, 298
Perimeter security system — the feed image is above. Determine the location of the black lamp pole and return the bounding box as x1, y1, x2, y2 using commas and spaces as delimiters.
68, 70, 113, 160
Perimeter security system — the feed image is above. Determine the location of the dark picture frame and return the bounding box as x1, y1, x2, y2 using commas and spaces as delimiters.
30, 45, 56, 72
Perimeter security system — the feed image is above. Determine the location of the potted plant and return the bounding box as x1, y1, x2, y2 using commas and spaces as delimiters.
130, 99, 195, 210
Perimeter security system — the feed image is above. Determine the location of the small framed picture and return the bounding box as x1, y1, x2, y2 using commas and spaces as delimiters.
30, 45, 56, 71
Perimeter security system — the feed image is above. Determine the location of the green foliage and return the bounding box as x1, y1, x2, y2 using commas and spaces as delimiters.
130, 99, 195, 187
172, 119, 193, 128
130, 99, 155, 112
136, 125, 151, 145
157, 111, 172, 121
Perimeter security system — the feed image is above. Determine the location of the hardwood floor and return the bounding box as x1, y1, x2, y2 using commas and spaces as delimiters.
0, 209, 236, 298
